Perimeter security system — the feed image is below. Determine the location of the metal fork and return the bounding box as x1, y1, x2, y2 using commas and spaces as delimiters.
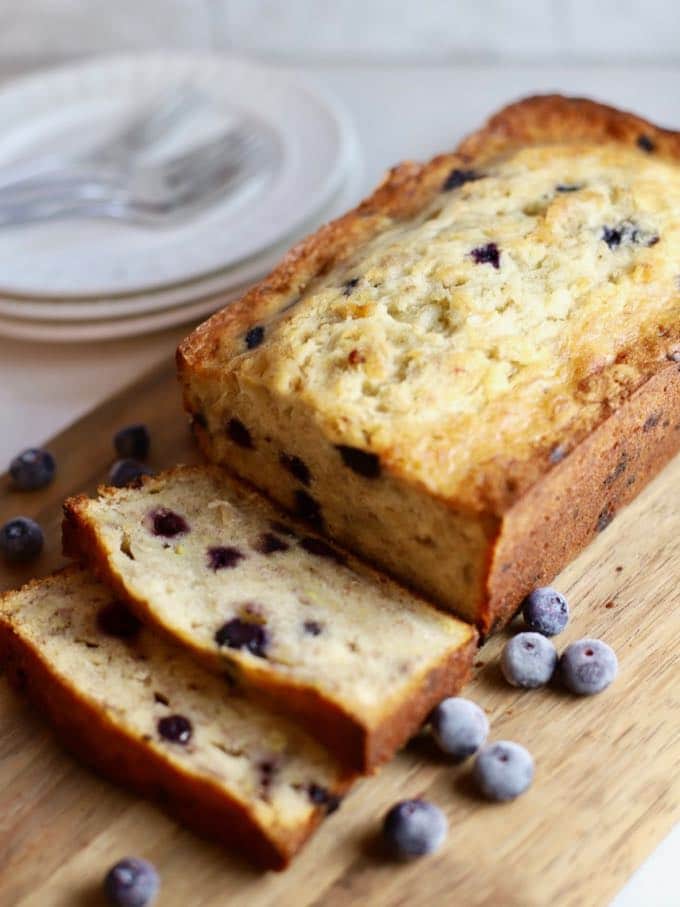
0, 126, 277, 228
0, 85, 201, 197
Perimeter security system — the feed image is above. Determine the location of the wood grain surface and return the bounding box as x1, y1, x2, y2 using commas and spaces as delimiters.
0, 357, 678, 907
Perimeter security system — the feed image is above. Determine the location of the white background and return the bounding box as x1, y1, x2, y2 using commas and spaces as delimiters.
1, 0, 680, 63
0, 4, 678, 906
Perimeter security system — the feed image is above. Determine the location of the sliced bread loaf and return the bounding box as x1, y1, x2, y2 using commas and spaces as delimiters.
63, 466, 476, 771
0, 568, 352, 870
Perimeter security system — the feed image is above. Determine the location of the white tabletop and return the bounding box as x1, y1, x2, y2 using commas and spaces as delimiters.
1, 59, 677, 906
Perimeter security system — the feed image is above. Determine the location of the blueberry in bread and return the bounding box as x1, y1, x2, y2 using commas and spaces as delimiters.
0, 568, 352, 870
62, 466, 476, 772
177, 95, 680, 634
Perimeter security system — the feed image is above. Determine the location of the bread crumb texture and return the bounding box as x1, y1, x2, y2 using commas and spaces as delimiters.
232, 144, 679, 507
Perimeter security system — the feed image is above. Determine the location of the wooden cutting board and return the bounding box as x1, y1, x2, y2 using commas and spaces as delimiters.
1, 356, 678, 907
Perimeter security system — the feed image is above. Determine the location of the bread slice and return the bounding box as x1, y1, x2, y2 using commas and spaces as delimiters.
0, 568, 353, 870
63, 466, 476, 772
177, 95, 680, 634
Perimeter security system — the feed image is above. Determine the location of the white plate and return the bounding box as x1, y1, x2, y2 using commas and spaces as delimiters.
0, 149, 364, 342
0, 53, 353, 298
0, 130, 362, 322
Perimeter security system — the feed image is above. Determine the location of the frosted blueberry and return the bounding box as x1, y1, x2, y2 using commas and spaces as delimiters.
522, 587, 569, 636
104, 857, 159, 907
501, 632, 558, 688
473, 741, 534, 801
382, 799, 448, 858
430, 696, 489, 760
560, 638, 618, 695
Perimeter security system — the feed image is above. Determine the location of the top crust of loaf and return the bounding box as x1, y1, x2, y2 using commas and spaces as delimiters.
178, 95, 680, 516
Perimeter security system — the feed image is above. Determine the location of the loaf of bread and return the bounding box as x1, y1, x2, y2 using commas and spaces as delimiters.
63, 466, 475, 771
0, 568, 353, 870
178, 95, 680, 633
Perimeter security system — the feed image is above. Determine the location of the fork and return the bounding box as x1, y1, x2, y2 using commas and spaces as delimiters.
0, 126, 277, 228
0, 84, 201, 199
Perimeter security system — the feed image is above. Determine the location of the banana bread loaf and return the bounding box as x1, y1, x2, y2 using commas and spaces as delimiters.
63, 466, 476, 771
177, 95, 680, 633
0, 568, 352, 870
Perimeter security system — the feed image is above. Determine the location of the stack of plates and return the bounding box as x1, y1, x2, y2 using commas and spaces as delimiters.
0, 55, 362, 342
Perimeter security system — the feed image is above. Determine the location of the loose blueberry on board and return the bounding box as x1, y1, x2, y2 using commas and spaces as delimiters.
501, 633, 558, 688
382, 799, 448, 859
522, 587, 569, 636
473, 741, 534, 801
114, 424, 150, 460
109, 459, 155, 488
560, 638, 618, 695
430, 696, 489, 761
9, 448, 56, 491
0, 517, 44, 563
104, 857, 160, 907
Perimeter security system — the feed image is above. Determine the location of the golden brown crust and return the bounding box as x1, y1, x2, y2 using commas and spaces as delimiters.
0, 569, 350, 871
62, 470, 476, 772
177, 95, 680, 631
482, 360, 680, 634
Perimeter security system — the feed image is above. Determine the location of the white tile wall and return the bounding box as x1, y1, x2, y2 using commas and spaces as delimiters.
0, 0, 678, 63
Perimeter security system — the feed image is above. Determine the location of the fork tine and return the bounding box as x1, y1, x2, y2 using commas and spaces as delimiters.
101, 83, 203, 160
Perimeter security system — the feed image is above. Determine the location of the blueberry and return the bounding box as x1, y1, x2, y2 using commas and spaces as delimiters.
215, 618, 269, 658
114, 424, 150, 460
256, 532, 289, 554
293, 490, 324, 529
501, 632, 557, 688
0, 517, 44, 563
471, 242, 500, 269
207, 546, 244, 571
147, 508, 189, 538
555, 183, 582, 193
280, 452, 311, 485
382, 799, 447, 858
299, 536, 346, 564
157, 714, 192, 744
522, 587, 569, 636
336, 445, 381, 478
473, 741, 534, 801
308, 783, 341, 814
637, 134, 656, 153
430, 697, 488, 761
560, 638, 618, 695
442, 168, 481, 191
303, 619, 323, 636
9, 448, 56, 491
104, 857, 159, 907
109, 459, 155, 488
97, 601, 142, 639
245, 325, 265, 349
227, 418, 253, 449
